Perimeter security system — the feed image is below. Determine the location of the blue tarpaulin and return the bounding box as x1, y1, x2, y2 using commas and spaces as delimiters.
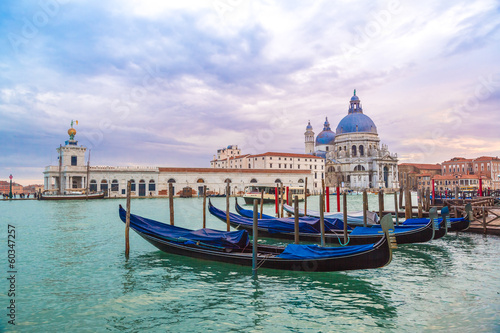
119, 206, 249, 249
209, 204, 350, 234
277, 243, 375, 259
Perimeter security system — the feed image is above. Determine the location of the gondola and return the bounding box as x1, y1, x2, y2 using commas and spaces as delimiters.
118, 205, 395, 272
235, 199, 450, 240
209, 200, 436, 246
401, 204, 472, 232
281, 202, 379, 226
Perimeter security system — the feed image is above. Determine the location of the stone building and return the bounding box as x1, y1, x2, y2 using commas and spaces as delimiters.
306, 90, 399, 190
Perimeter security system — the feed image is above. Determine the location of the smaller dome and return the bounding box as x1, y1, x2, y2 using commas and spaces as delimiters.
315, 117, 335, 145
68, 128, 76, 136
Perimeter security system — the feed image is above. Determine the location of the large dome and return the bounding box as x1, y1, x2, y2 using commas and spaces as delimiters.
336, 113, 377, 134
315, 117, 335, 145
336, 90, 377, 135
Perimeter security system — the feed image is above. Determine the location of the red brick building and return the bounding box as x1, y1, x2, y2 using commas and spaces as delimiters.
398, 163, 442, 191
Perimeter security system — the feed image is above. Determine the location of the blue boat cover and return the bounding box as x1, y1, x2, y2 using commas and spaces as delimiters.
402, 217, 465, 226
278, 243, 374, 259
119, 206, 249, 249
209, 204, 350, 234
236, 202, 349, 227
349, 224, 423, 236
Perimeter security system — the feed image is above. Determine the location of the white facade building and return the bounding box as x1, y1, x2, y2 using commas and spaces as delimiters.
43, 126, 316, 197
210, 148, 325, 190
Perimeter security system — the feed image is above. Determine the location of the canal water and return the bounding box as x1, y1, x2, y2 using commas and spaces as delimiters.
1, 195, 499, 332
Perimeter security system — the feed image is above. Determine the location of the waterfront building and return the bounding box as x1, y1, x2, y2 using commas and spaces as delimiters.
0, 180, 24, 195
210, 147, 325, 190
43, 125, 314, 197
441, 156, 500, 190
398, 163, 442, 191
306, 90, 399, 190
431, 174, 491, 192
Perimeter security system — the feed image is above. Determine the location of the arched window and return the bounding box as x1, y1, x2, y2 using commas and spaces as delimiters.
89, 179, 97, 192
130, 179, 136, 191
352, 145, 357, 157
197, 178, 205, 183
167, 178, 176, 183
359, 145, 364, 156
224, 178, 232, 183
354, 165, 365, 171
347, 175, 351, 182
275, 178, 282, 183
100, 179, 108, 192
298, 179, 304, 183
111, 179, 119, 191
250, 178, 258, 183
149, 179, 156, 191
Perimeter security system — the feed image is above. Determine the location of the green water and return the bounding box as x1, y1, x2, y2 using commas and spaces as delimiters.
1, 195, 499, 332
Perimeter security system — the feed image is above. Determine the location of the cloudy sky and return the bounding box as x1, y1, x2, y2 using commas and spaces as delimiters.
1, 0, 499, 185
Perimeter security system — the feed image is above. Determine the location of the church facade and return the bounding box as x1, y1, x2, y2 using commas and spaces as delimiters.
305, 90, 399, 190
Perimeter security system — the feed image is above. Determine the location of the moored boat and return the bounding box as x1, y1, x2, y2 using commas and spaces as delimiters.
209, 200, 436, 246
118, 205, 395, 272
40, 189, 105, 200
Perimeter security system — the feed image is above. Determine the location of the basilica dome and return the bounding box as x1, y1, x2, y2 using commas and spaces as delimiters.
336, 90, 377, 135
315, 117, 335, 145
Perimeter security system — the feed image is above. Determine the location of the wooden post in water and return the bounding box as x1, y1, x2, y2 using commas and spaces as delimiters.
399, 187, 404, 209
203, 185, 207, 228
304, 178, 308, 216
426, 187, 431, 211
294, 196, 299, 244
336, 186, 341, 212
362, 189, 368, 227
417, 189, 423, 218
169, 183, 174, 225
260, 190, 264, 219
454, 186, 459, 201
482, 206, 487, 235
343, 192, 348, 244
319, 192, 325, 247
394, 191, 399, 226
405, 186, 411, 220
280, 184, 284, 218
378, 190, 384, 217
226, 183, 230, 232
252, 199, 258, 276
125, 180, 131, 257
275, 186, 279, 217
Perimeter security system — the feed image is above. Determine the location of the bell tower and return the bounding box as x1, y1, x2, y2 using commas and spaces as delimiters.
304, 121, 315, 154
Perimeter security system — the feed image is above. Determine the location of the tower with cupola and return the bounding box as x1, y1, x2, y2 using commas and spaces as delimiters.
304, 121, 315, 154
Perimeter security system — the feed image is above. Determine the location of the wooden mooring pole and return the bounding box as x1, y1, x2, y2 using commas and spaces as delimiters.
417, 189, 423, 218
203, 185, 207, 228
169, 183, 174, 225
260, 190, 264, 219
363, 189, 368, 227
125, 180, 131, 257
280, 184, 284, 218
394, 191, 399, 226
343, 191, 348, 244
226, 183, 230, 232
304, 178, 308, 216
252, 199, 258, 276
294, 195, 299, 244
320, 192, 325, 247
378, 190, 384, 218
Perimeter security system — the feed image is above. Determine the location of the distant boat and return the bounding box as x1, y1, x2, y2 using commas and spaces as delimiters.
40, 189, 105, 201
118, 205, 395, 272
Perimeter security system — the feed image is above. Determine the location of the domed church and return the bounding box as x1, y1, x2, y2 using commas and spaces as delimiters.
305, 90, 399, 190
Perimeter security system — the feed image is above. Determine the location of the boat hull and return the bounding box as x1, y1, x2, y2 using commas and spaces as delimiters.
137, 229, 391, 272
40, 193, 105, 200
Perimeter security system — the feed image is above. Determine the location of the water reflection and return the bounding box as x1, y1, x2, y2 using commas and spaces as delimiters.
113, 249, 398, 331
